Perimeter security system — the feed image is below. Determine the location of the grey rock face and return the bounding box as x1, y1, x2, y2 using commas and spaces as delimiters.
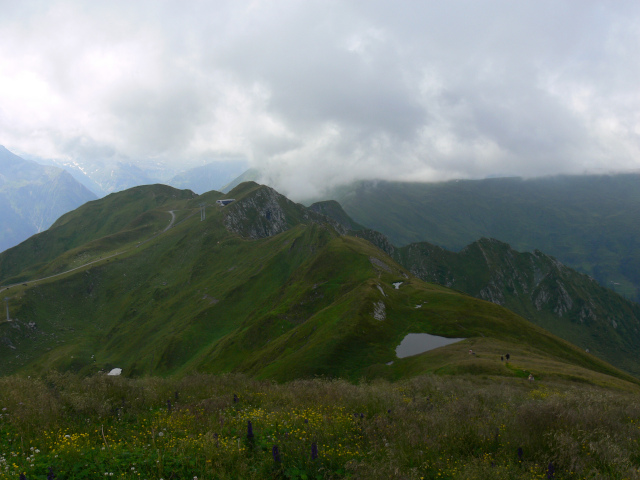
223, 186, 297, 239
372, 301, 386, 321
222, 185, 348, 240
369, 256, 393, 274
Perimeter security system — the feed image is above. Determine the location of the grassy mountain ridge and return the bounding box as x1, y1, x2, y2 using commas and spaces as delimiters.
0, 184, 198, 284
353, 229, 640, 376
0, 182, 636, 389
326, 175, 640, 301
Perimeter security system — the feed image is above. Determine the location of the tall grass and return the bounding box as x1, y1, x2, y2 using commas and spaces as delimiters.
1, 373, 639, 479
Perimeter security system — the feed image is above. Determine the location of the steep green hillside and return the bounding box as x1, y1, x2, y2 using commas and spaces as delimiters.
354, 230, 640, 377
325, 175, 640, 301
0, 183, 635, 388
0, 184, 198, 283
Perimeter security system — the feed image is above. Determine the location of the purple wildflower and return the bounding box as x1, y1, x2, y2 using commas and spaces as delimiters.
247, 420, 254, 439
517, 447, 523, 461
311, 442, 318, 460
547, 462, 555, 479
272, 445, 281, 463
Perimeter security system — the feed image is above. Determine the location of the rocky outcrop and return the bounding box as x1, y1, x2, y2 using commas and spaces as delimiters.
355, 230, 396, 257
372, 301, 386, 321
222, 185, 351, 240
223, 186, 293, 239
369, 256, 393, 274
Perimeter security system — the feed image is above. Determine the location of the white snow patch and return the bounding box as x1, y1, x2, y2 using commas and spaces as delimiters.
373, 301, 386, 321
392, 282, 403, 289
376, 285, 386, 297
107, 368, 122, 376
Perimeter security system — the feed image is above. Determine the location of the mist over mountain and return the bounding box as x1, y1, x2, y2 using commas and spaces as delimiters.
0, 146, 97, 253
319, 175, 640, 302
33, 152, 249, 198
167, 160, 248, 194
33, 154, 161, 197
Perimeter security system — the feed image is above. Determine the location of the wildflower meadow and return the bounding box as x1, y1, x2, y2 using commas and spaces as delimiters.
1, 373, 639, 479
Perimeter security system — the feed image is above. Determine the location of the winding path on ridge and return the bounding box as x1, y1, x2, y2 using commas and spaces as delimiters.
163, 210, 176, 232
0, 208, 191, 294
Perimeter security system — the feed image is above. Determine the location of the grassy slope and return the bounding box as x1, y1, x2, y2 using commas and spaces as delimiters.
0, 183, 636, 390
349, 226, 640, 378
0, 184, 198, 283
390, 237, 640, 376
3, 373, 640, 479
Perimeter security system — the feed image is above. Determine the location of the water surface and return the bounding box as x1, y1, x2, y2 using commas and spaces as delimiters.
395, 333, 464, 358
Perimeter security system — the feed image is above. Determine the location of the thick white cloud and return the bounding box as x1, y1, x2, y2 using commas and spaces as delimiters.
0, 0, 639, 198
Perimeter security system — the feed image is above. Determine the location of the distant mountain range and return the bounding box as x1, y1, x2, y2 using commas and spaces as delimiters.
0, 182, 638, 387
35, 153, 247, 197
0, 146, 96, 253
319, 175, 640, 302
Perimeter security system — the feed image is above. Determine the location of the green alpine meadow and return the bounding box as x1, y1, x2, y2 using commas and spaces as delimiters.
2, 182, 640, 479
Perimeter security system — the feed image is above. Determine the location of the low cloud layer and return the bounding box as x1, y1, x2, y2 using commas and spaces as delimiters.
1, 1, 639, 199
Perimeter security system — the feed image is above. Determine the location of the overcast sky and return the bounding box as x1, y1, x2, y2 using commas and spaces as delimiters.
1, 0, 639, 198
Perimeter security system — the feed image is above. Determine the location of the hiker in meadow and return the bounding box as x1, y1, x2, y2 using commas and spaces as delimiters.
528, 374, 534, 382
505, 353, 510, 361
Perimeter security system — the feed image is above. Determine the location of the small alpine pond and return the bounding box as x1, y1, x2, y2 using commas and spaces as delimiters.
395, 333, 465, 358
